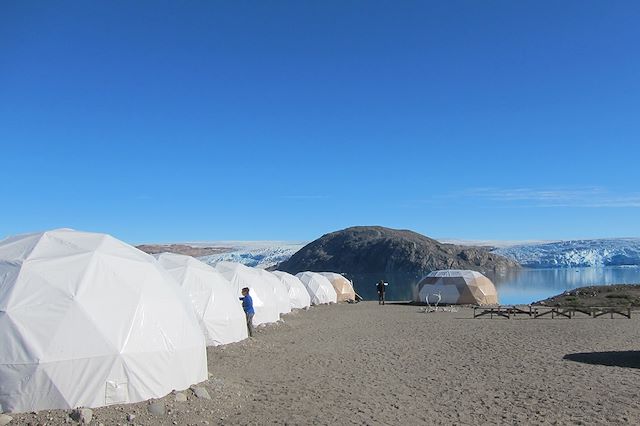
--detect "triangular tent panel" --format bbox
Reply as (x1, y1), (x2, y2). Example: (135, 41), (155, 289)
(272, 271), (311, 310)
(0, 229), (207, 413)
(413, 269), (499, 305)
(295, 272), (337, 305)
(156, 253), (248, 346)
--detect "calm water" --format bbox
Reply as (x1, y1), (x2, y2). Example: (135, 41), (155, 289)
(347, 266), (640, 305)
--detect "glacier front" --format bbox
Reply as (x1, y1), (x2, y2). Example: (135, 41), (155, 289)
(493, 238), (640, 268)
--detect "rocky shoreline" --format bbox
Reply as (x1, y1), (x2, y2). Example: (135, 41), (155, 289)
(535, 284), (640, 307)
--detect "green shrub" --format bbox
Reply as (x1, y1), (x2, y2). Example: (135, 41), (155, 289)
(605, 294), (630, 299)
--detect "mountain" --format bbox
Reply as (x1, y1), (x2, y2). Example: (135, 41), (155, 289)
(493, 238), (640, 268)
(277, 226), (519, 275)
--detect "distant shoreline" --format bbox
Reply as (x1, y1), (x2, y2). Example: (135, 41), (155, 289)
(534, 284), (640, 307)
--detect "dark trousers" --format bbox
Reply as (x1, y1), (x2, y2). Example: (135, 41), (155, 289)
(378, 292), (385, 305)
(245, 312), (254, 337)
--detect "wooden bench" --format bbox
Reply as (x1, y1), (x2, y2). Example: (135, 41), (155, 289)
(534, 306), (631, 319)
(474, 305), (631, 319)
(473, 305), (537, 319)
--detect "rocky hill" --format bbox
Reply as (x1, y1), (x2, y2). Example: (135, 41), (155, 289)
(277, 226), (519, 275)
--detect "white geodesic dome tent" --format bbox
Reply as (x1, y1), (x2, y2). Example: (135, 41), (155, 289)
(413, 269), (499, 305)
(295, 272), (337, 305)
(318, 272), (356, 302)
(0, 229), (207, 413)
(257, 269), (291, 316)
(214, 261), (280, 325)
(155, 253), (248, 346)
(272, 271), (311, 310)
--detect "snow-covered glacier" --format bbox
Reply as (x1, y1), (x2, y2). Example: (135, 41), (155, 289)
(197, 241), (305, 269)
(493, 238), (640, 268)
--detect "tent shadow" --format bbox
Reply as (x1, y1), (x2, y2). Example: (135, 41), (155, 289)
(563, 351), (640, 369)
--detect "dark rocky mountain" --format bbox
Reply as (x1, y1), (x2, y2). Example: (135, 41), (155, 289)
(277, 226), (520, 276)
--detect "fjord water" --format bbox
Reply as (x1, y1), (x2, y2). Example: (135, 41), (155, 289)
(348, 266), (640, 305)
(490, 266), (640, 305)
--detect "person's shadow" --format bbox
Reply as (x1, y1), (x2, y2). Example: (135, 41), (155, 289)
(563, 351), (640, 369)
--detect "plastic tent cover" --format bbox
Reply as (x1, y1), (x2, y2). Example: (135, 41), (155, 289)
(0, 229), (207, 413)
(413, 269), (499, 305)
(257, 270), (291, 315)
(155, 253), (248, 346)
(295, 272), (337, 305)
(272, 271), (311, 309)
(318, 272), (356, 302)
(214, 261), (280, 325)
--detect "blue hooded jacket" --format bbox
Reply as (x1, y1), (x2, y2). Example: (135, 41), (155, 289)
(240, 294), (255, 315)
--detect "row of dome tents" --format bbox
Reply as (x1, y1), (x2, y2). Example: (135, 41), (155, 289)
(0, 229), (356, 414)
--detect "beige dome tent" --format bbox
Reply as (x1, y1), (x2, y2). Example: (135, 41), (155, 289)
(318, 272), (356, 302)
(0, 229), (207, 413)
(413, 270), (499, 305)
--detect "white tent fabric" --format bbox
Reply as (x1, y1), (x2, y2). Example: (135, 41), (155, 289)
(318, 272), (356, 302)
(155, 253), (248, 346)
(214, 261), (280, 326)
(257, 270), (291, 316)
(272, 271), (311, 310)
(295, 272), (337, 305)
(0, 229), (207, 413)
(413, 269), (499, 305)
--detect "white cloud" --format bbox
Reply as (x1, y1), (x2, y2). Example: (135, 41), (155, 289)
(279, 195), (329, 200)
(460, 187), (640, 208)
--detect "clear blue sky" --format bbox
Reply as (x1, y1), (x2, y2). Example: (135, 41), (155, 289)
(1, 1), (639, 243)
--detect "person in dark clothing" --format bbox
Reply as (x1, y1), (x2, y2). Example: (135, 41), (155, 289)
(240, 287), (255, 337)
(376, 280), (386, 305)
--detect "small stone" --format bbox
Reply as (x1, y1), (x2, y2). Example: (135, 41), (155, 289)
(174, 393), (187, 402)
(126, 413), (136, 422)
(192, 387), (211, 400)
(69, 408), (93, 424)
(147, 401), (165, 416)
(0, 414), (13, 426)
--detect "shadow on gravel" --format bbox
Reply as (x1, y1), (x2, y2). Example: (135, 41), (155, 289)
(563, 351), (640, 369)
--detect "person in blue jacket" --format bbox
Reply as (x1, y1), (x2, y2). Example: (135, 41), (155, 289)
(240, 287), (255, 337)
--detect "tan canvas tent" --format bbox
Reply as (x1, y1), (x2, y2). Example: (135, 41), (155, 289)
(318, 272), (356, 302)
(413, 270), (499, 305)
